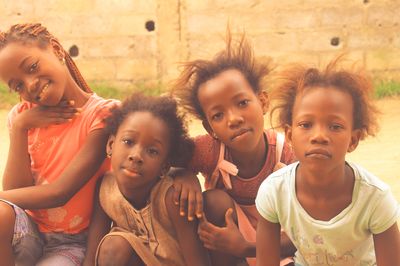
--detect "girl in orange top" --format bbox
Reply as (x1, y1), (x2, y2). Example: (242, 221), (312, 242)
(0, 23), (118, 265)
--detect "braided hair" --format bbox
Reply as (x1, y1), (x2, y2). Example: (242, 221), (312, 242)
(0, 23), (91, 93)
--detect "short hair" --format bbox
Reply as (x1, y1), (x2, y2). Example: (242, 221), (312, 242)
(173, 30), (271, 121)
(270, 57), (379, 140)
(104, 92), (194, 167)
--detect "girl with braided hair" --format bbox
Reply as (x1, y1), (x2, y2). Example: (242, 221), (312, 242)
(0, 23), (118, 265)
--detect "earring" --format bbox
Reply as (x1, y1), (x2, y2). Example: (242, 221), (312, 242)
(60, 57), (65, 65)
(106, 152), (111, 158)
(212, 133), (219, 140)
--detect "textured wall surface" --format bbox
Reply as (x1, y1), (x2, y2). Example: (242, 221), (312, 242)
(1, 0), (399, 87)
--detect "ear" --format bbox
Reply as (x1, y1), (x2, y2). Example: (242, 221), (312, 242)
(284, 124), (293, 145)
(347, 129), (361, 153)
(49, 38), (65, 60)
(202, 120), (217, 139)
(161, 163), (171, 176)
(106, 135), (115, 157)
(258, 91), (269, 114)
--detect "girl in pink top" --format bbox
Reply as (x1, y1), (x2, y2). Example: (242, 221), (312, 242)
(172, 31), (296, 266)
(0, 23), (117, 266)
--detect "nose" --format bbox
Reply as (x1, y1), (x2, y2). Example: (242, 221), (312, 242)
(25, 76), (39, 94)
(128, 146), (143, 164)
(310, 125), (329, 144)
(227, 109), (244, 129)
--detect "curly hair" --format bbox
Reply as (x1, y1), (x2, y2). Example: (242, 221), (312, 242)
(172, 30), (271, 121)
(0, 23), (91, 93)
(270, 57), (379, 140)
(104, 92), (194, 167)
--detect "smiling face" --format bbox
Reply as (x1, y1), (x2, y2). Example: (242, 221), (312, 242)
(197, 69), (268, 154)
(286, 86), (361, 173)
(107, 111), (171, 201)
(0, 41), (68, 106)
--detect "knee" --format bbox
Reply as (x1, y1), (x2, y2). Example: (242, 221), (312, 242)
(202, 189), (235, 226)
(0, 202), (16, 239)
(97, 235), (136, 266)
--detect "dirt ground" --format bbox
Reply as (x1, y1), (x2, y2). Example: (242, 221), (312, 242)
(1, 98), (399, 203)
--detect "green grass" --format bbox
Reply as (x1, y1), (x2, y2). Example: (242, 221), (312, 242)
(374, 79), (400, 99)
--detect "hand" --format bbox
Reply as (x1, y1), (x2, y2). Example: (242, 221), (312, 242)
(171, 169), (203, 221)
(273, 162), (287, 172)
(198, 208), (248, 257)
(13, 100), (81, 130)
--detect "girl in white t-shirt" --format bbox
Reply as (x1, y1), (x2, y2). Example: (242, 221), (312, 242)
(255, 58), (400, 266)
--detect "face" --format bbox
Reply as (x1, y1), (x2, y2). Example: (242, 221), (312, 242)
(107, 111), (171, 199)
(286, 86), (361, 173)
(0, 42), (68, 106)
(198, 69), (268, 153)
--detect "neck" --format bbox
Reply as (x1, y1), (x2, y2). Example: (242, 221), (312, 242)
(230, 133), (267, 178)
(296, 162), (354, 199)
(62, 79), (91, 108)
(122, 178), (160, 210)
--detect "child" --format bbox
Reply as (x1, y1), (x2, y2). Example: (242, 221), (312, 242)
(172, 32), (296, 265)
(82, 93), (211, 266)
(0, 23), (118, 265)
(256, 58), (400, 265)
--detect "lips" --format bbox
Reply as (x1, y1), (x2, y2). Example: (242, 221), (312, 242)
(305, 148), (331, 159)
(122, 167), (142, 177)
(231, 128), (251, 141)
(36, 83), (50, 101)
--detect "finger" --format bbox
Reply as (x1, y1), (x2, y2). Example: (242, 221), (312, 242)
(224, 208), (235, 227)
(187, 190), (196, 221)
(172, 183), (181, 206)
(58, 99), (75, 107)
(179, 188), (188, 217)
(195, 192), (203, 219)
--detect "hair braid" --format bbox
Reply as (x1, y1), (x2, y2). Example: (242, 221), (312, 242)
(0, 23), (92, 93)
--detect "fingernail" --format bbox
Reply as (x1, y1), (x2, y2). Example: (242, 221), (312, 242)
(196, 213), (202, 218)
(188, 216), (194, 221)
(180, 211), (185, 216)
(174, 201), (179, 205)
(69, 100), (75, 105)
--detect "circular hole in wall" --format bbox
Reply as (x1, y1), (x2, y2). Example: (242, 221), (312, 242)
(69, 45), (79, 57)
(145, 20), (155, 32)
(330, 37), (340, 46)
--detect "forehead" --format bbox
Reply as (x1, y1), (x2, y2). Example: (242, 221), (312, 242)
(198, 69), (255, 104)
(118, 111), (170, 140)
(293, 86), (354, 118)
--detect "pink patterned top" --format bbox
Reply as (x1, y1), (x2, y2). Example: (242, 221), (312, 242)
(188, 129), (296, 205)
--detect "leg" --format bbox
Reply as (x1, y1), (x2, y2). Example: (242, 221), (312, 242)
(202, 189), (241, 266)
(97, 235), (144, 266)
(36, 231), (87, 266)
(0, 200), (43, 266)
(0, 201), (16, 266)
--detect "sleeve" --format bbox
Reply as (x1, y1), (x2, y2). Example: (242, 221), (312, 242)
(88, 98), (120, 132)
(255, 177), (280, 223)
(368, 189), (400, 234)
(7, 102), (31, 131)
(187, 134), (219, 179)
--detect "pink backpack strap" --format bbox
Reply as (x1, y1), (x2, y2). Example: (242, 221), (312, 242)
(208, 142), (238, 190)
(275, 132), (285, 163)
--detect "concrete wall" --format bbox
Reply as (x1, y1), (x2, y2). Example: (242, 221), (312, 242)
(1, 0), (399, 87)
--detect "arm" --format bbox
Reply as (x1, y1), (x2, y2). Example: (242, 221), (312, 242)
(169, 167), (203, 220)
(83, 179), (112, 266)
(256, 216), (281, 266)
(3, 102), (80, 190)
(166, 186), (211, 266)
(0, 128), (108, 209)
(373, 222), (400, 266)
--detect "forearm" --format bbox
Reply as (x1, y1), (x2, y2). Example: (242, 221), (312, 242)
(240, 241), (256, 258)
(3, 126), (34, 190)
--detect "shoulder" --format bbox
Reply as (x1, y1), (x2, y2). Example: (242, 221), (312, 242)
(84, 94), (120, 114)
(7, 101), (34, 128)
(350, 162), (391, 193)
(259, 162), (296, 193)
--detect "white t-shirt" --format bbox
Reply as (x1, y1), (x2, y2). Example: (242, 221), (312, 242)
(256, 162), (400, 266)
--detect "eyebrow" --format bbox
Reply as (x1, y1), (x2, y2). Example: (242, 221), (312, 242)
(122, 130), (165, 147)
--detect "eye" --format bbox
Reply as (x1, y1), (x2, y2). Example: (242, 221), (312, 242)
(330, 124), (344, 131)
(12, 82), (24, 93)
(29, 62), (38, 73)
(211, 112), (223, 121)
(147, 147), (159, 156)
(238, 99), (249, 107)
(298, 122), (312, 129)
(122, 138), (133, 146)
